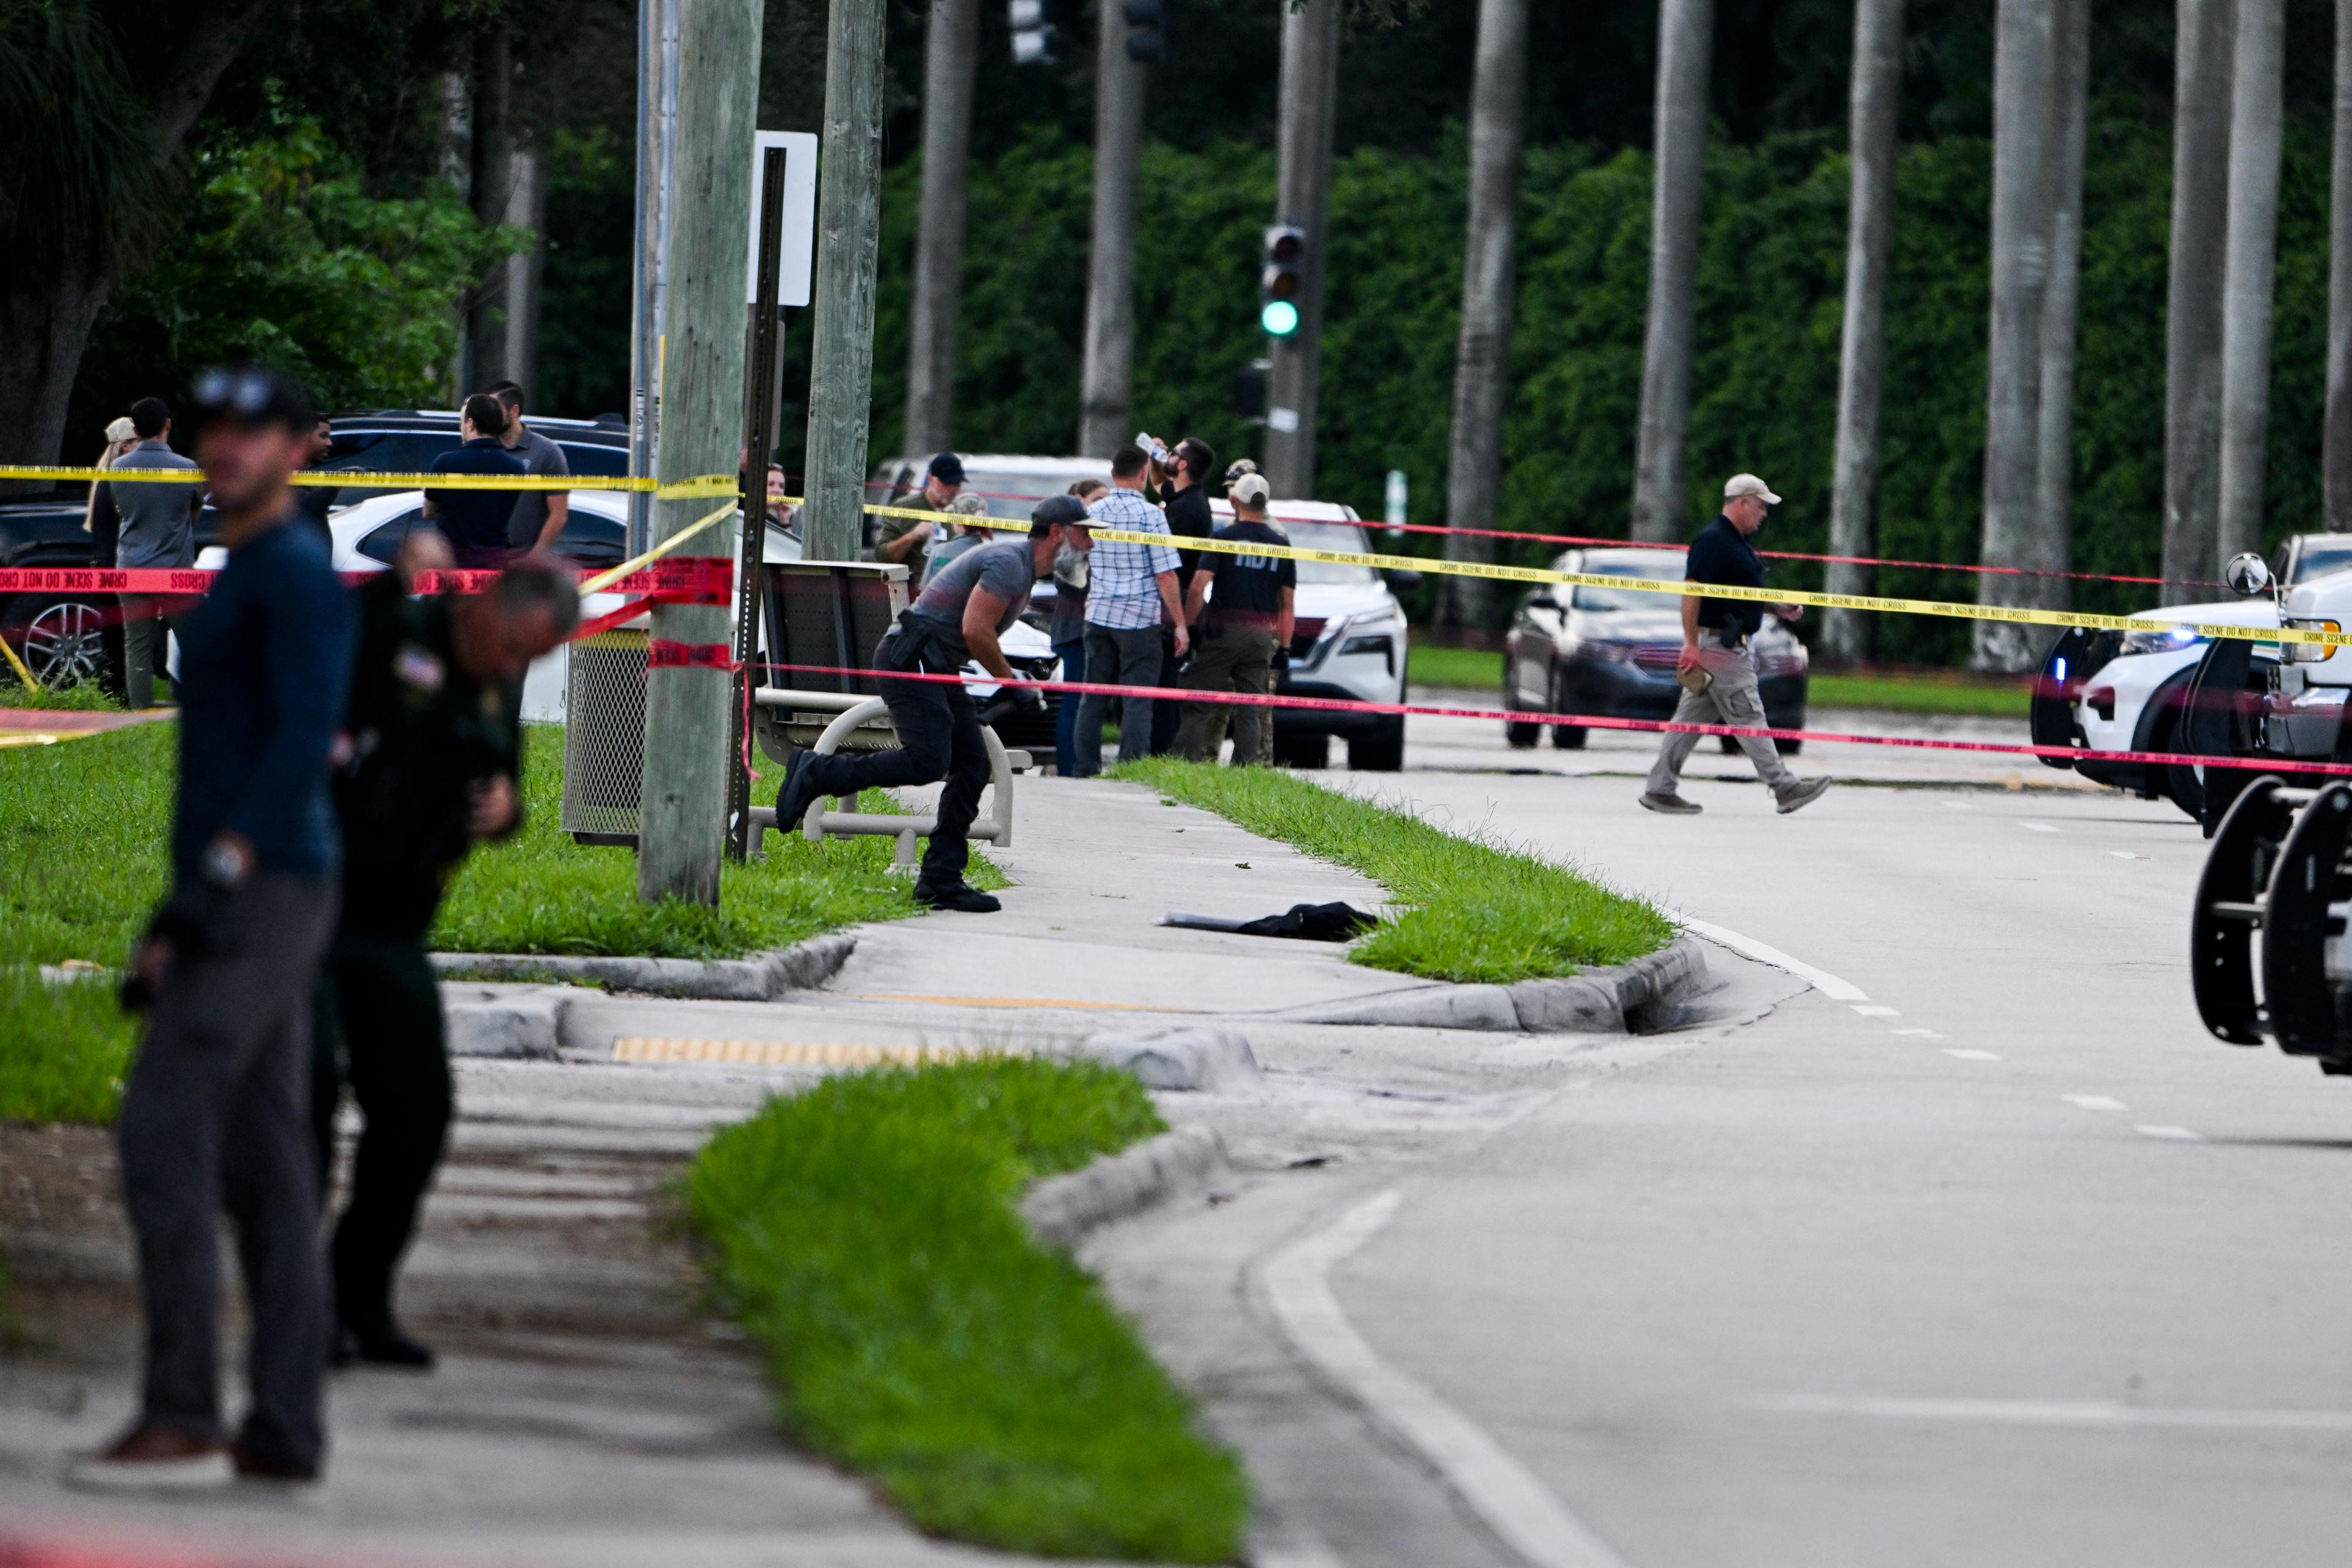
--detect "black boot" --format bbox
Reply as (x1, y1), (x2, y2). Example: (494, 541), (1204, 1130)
(913, 879), (1001, 913)
(772, 750), (825, 835)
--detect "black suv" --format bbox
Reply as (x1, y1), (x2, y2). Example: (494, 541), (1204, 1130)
(1, 410), (632, 687)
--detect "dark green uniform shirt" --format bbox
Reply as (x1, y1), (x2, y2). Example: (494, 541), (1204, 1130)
(334, 574), (524, 938)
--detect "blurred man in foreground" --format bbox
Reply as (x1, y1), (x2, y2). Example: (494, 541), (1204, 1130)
(313, 543), (578, 1370)
(73, 367), (354, 1490)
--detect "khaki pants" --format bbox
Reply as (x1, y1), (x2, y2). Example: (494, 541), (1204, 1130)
(1645, 643), (1798, 797)
(1175, 624), (1278, 764)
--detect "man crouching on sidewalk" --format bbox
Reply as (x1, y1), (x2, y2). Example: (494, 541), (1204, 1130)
(771, 497), (1085, 912)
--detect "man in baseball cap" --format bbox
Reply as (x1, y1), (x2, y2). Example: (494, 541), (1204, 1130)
(872, 452), (967, 582)
(1638, 472), (1830, 817)
(1175, 470), (1295, 766)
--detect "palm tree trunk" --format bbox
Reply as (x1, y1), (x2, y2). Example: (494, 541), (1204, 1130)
(463, 15), (514, 391)
(2166, 0), (2234, 581)
(2217, 0), (2287, 567)
(2028, 0), (2090, 615)
(2326, 0), (2352, 530)
(905, 0), (979, 458)
(1821, 0), (1905, 667)
(1438, 0), (1529, 633)
(1972, 0), (2057, 674)
(1631, 0), (1714, 543)
(1077, 2), (1146, 458)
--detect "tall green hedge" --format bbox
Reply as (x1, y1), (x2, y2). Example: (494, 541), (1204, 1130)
(853, 115), (2339, 662)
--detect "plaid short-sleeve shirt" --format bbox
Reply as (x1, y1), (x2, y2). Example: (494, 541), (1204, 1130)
(1082, 488), (1180, 630)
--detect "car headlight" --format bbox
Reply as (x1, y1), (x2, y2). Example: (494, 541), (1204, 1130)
(2118, 624), (2203, 655)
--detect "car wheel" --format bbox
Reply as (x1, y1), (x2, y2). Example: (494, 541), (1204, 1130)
(1774, 737), (1803, 755)
(1273, 728), (1330, 769)
(1551, 724), (1586, 750)
(7, 597), (110, 689)
(1505, 720), (1542, 748)
(1348, 717), (1405, 772)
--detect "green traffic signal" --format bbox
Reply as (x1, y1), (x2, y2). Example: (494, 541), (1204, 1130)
(1261, 299), (1300, 336)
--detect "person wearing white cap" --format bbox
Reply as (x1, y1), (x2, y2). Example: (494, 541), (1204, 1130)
(1638, 474), (1830, 816)
(1175, 471), (1296, 764)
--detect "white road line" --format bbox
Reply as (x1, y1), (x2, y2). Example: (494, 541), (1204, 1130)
(1944, 1049), (2002, 1061)
(1756, 1394), (2352, 1432)
(1940, 800), (1973, 810)
(2134, 1124), (2203, 1141)
(2021, 821), (2060, 834)
(1667, 910), (1868, 1001)
(1261, 1191), (1627, 1568)
(1851, 1005), (1900, 1017)
(2063, 1095), (2127, 1111)
(2110, 851), (2149, 861)
(1890, 1027), (1947, 1039)
(1252, 1531), (1352, 1568)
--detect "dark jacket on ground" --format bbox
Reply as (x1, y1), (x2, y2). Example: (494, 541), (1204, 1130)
(333, 574), (524, 938)
(170, 513), (354, 883)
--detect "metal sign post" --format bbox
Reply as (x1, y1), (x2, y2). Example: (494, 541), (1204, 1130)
(729, 145), (792, 862)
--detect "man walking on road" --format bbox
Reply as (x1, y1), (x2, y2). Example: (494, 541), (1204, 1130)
(1176, 472), (1294, 765)
(93, 396), (202, 709)
(72, 367), (354, 1490)
(772, 501), (1084, 912)
(1640, 474), (1830, 816)
(314, 543), (576, 1371)
(486, 380), (570, 556)
(1071, 445), (1188, 775)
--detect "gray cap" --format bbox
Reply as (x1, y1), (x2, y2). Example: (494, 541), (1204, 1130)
(1030, 493), (1090, 535)
(1724, 473), (1781, 505)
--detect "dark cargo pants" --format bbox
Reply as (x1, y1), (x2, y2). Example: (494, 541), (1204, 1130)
(797, 627), (992, 884)
(1175, 624), (1278, 765)
(116, 872), (334, 1474)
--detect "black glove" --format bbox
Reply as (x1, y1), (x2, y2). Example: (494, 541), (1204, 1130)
(1272, 648), (1292, 679)
(119, 881), (236, 1012)
(1009, 684), (1047, 714)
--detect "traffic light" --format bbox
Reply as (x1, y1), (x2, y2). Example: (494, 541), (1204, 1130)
(1009, 0), (1057, 64)
(1261, 224), (1306, 337)
(1124, 0), (1164, 62)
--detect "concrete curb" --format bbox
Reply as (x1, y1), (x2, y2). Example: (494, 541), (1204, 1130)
(1272, 933), (1709, 1035)
(428, 933), (856, 1002)
(1020, 1123), (1232, 1248)
(1063, 1028), (1263, 1091)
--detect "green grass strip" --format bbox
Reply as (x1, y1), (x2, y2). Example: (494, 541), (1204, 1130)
(0, 723), (990, 968)
(1404, 643), (1502, 690)
(686, 1059), (1247, 1562)
(0, 967), (137, 1124)
(0, 682), (129, 711)
(1809, 671), (2030, 718)
(1116, 759), (1673, 983)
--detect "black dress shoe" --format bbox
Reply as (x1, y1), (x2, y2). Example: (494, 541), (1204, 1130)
(913, 880), (1001, 913)
(772, 750), (824, 835)
(334, 1324), (435, 1371)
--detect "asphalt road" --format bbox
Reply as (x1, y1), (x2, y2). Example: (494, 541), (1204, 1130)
(1301, 734), (2352, 1566)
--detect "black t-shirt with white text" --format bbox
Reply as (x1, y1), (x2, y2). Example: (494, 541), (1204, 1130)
(1200, 519), (1296, 628)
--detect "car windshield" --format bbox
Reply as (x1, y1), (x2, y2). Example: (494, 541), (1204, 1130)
(1570, 555), (1686, 611)
(959, 469), (1108, 522)
(2291, 538), (2352, 585)
(1272, 521), (1378, 584)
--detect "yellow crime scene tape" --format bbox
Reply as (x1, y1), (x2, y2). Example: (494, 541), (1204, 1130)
(1073, 525), (2352, 651)
(579, 499), (741, 594)
(0, 464), (738, 497)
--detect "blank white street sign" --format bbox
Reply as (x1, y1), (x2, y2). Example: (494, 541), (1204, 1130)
(747, 130), (818, 307)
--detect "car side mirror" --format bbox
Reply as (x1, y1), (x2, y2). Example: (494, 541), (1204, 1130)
(2224, 552), (2274, 598)
(1382, 568), (1423, 593)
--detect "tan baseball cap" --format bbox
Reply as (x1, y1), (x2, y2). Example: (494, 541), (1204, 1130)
(1229, 472), (1271, 507)
(1725, 473), (1781, 505)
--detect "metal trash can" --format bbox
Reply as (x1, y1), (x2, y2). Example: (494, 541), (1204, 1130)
(562, 626), (648, 845)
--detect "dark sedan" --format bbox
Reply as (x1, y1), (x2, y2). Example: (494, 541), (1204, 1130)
(1501, 546), (1810, 751)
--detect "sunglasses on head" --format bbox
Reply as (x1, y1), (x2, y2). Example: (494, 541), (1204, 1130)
(191, 368), (279, 416)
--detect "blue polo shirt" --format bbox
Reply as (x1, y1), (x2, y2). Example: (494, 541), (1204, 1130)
(428, 437), (527, 562)
(171, 514), (354, 882)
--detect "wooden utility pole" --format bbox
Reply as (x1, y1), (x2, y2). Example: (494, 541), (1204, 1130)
(801, 0), (888, 562)
(2165, 0), (2234, 584)
(2327, 0), (2352, 530)
(2218, 0), (2286, 567)
(1078, 4), (1147, 457)
(464, 15), (514, 390)
(636, 0), (763, 907)
(1631, 0), (1714, 543)
(1265, 0), (1341, 499)
(2028, 0), (2090, 620)
(906, 0), (981, 458)
(1972, 0), (2056, 674)
(1822, 0), (1905, 668)
(1439, 0), (1529, 633)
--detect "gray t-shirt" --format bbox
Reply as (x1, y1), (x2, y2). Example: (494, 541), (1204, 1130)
(102, 441), (200, 568)
(505, 429), (568, 549)
(903, 538), (1036, 665)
